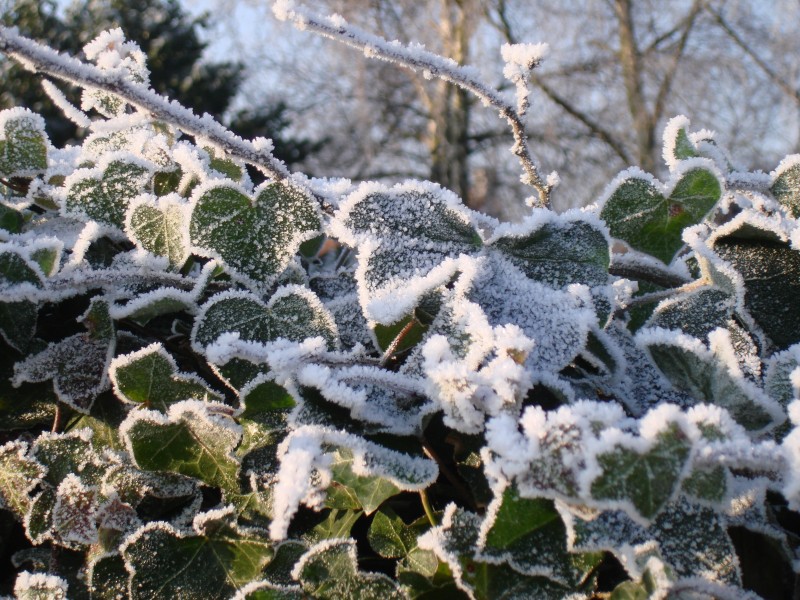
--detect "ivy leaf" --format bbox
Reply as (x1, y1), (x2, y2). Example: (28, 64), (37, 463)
(121, 400), (242, 493)
(600, 166), (721, 263)
(0, 108), (48, 178)
(233, 581), (305, 599)
(490, 216), (609, 291)
(0, 441), (45, 519)
(712, 236), (800, 350)
(64, 155), (153, 228)
(478, 485), (601, 586)
(12, 299), (116, 413)
(0, 300), (38, 353)
(31, 429), (107, 488)
(192, 287), (338, 354)
(109, 343), (222, 411)
(125, 193), (190, 267)
(589, 422), (692, 521)
(0, 202), (24, 233)
(13, 572), (69, 600)
(770, 156), (800, 218)
(189, 181), (320, 288)
(295, 538), (405, 599)
(368, 509), (438, 578)
(330, 181), (481, 324)
(51, 474), (99, 547)
(330, 447), (401, 514)
(121, 508), (274, 599)
(308, 509), (363, 542)
(419, 506), (581, 600)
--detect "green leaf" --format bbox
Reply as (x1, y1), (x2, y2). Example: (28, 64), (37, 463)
(771, 157), (800, 218)
(672, 127), (699, 162)
(204, 146), (244, 181)
(368, 509), (419, 558)
(65, 157), (153, 228)
(712, 237), (800, 350)
(193, 287), (337, 353)
(0, 202), (24, 233)
(31, 429), (106, 488)
(0, 441), (45, 519)
(0, 300), (37, 352)
(600, 167), (721, 263)
(0, 108), (48, 178)
(122, 401), (241, 493)
(0, 247), (44, 289)
(296, 538), (405, 599)
(308, 509), (363, 542)
(491, 218), (609, 290)
(236, 582), (305, 599)
(590, 423), (692, 521)
(479, 486), (602, 586)
(126, 194), (190, 267)
(330, 447), (401, 514)
(110, 343), (222, 411)
(122, 509), (274, 600)
(12, 299), (115, 413)
(189, 181), (320, 288)
(87, 553), (129, 600)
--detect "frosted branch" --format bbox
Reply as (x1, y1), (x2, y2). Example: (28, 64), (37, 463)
(0, 26), (333, 212)
(272, 2), (553, 209)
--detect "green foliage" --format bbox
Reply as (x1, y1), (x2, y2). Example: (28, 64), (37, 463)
(0, 23), (797, 600)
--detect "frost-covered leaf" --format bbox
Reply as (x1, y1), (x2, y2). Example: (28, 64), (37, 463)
(121, 400), (242, 493)
(125, 193), (190, 267)
(765, 345), (800, 410)
(331, 181), (481, 324)
(0, 441), (44, 518)
(232, 581), (305, 599)
(13, 571), (68, 600)
(368, 509), (434, 574)
(121, 508), (274, 599)
(770, 155), (800, 218)
(189, 181), (320, 288)
(0, 201), (24, 233)
(204, 145), (245, 181)
(589, 422), (691, 521)
(600, 165), (721, 263)
(712, 236), (800, 350)
(0, 245), (44, 293)
(294, 538), (405, 599)
(639, 328), (780, 432)
(309, 270), (374, 350)
(12, 299), (115, 413)
(109, 343), (222, 411)
(0, 108), (48, 178)
(52, 474), (99, 547)
(192, 287), (338, 354)
(478, 485), (601, 586)
(419, 505), (584, 599)
(330, 448), (401, 514)
(562, 496), (740, 586)
(308, 508), (363, 542)
(86, 553), (129, 600)
(489, 213), (609, 291)
(64, 154), (153, 228)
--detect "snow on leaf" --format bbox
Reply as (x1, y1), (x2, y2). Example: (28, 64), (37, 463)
(561, 496), (741, 586)
(587, 419), (692, 522)
(770, 154), (800, 218)
(232, 580), (305, 599)
(13, 571), (68, 600)
(638, 327), (781, 432)
(51, 474), (99, 547)
(662, 115), (699, 170)
(477, 483), (602, 586)
(109, 343), (222, 411)
(418, 504), (583, 600)
(0, 108), (48, 178)
(765, 344), (800, 410)
(329, 447), (400, 514)
(192, 287), (338, 356)
(121, 506), (274, 600)
(63, 153), (153, 228)
(330, 180), (481, 324)
(31, 429), (106, 488)
(309, 270), (374, 350)
(12, 298), (115, 413)
(120, 400), (242, 494)
(270, 425), (437, 540)
(599, 162), (722, 264)
(0, 441), (45, 519)
(125, 193), (191, 267)
(293, 538), (405, 600)
(189, 180), (321, 289)
(367, 508), (431, 565)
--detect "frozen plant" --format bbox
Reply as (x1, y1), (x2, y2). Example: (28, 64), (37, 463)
(0, 2), (799, 598)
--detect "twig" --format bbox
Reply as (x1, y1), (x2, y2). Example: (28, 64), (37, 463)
(0, 26), (334, 213)
(272, 2), (553, 209)
(380, 319), (417, 366)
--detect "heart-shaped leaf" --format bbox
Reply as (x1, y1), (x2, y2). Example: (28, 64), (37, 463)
(0, 108), (48, 178)
(110, 343), (222, 411)
(192, 286), (338, 354)
(771, 155), (800, 218)
(189, 181), (321, 288)
(121, 400), (242, 493)
(64, 153), (153, 228)
(600, 165), (722, 263)
(121, 508), (274, 599)
(125, 193), (190, 267)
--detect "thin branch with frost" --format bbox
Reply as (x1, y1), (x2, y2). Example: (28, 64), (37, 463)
(271, 1), (554, 209)
(0, 26), (333, 211)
